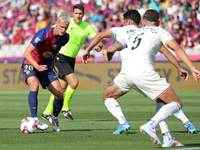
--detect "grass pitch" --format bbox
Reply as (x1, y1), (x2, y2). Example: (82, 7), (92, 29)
(0, 90), (200, 150)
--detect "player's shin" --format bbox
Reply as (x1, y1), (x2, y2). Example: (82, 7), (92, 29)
(53, 98), (63, 117)
(173, 110), (189, 124)
(62, 86), (75, 111)
(28, 91), (38, 117)
(104, 98), (126, 124)
(149, 102), (181, 129)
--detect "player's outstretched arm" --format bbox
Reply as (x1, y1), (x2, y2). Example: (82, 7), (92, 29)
(167, 39), (200, 82)
(86, 29), (112, 53)
(82, 29), (112, 64)
(24, 43), (48, 72)
(160, 46), (189, 81)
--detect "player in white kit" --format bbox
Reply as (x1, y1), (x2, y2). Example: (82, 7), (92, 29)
(83, 10), (143, 134)
(106, 9), (200, 147)
(83, 9), (196, 137)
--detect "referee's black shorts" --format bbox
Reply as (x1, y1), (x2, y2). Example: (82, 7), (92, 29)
(55, 54), (75, 79)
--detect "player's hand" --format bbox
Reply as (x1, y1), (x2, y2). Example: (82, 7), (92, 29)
(94, 45), (102, 52)
(191, 69), (200, 82)
(82, 51), (90, 64)
(102, 51), (108, 61)
(37, 65), (48, 72)
(178, 68), (189, 81)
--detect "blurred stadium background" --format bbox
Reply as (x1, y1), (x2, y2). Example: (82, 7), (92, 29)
(0, 0), (199, 90)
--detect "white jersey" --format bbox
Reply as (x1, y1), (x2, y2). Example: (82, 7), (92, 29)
(120, 26), (174, 73)
(110, 25), (138, 73)
(119, 26), (174, 100)
(108, 25), (146, 97)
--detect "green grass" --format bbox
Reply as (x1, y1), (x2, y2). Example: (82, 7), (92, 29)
(0, 90), (200, 150)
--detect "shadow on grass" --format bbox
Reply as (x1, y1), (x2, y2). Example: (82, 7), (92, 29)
(171, 130), (199, 134)
(0, 128), (19, 130)
(1, 128), (197, 137)
(184, 143), (200, 147)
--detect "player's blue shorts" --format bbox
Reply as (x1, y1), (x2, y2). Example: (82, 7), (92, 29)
(21, 63), (58, 89)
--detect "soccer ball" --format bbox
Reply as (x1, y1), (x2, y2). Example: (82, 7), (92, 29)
(20, 117), (38, 133)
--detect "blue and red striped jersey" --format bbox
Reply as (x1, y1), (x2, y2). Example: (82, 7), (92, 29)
(23, 27), (69, 68)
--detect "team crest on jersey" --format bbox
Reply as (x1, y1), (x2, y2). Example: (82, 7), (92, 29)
(35, 37), (41, 43)
(26, 71), (30, 75)
(43, 52), (52, 58)
(51, 44), (57, 49)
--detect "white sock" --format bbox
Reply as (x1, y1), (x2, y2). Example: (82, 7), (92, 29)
(173, 110), (189, 124)
(104, 98), (126, 124)
(159, 120), (169, 134)
(156, 102), (170, 134)
(52, 115), (57, 119)
(163, 131), (173, 143)
(183, 120), (192, 128)
(149, 102), (181, 129)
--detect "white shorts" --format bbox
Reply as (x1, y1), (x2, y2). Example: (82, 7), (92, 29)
(114, 72), (147, 97)
(125, 68), (170, 101)
(113, 72), (131, 93)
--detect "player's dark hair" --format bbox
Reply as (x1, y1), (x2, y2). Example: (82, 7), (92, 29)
(73, 4), (84, 12)
(123, 10), (141, 25)
(143, 9), (159, 22)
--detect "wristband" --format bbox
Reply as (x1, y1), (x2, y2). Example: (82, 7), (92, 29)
(98, 45), (103, 49)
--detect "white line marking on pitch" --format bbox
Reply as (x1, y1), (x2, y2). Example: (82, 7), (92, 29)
(164, 147), (200, 150)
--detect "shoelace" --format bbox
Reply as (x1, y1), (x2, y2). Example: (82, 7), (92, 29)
(37, 121), (43, 126)
(67, 111), (72, 115)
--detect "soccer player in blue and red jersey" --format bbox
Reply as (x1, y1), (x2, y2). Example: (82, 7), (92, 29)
(21, 11), (70, 132)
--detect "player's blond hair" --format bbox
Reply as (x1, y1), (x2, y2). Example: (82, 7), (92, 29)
(57, 11), (71, 24)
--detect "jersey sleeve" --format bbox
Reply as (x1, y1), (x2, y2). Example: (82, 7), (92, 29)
(160, 30), (174, 47)
(110, 27), (119, 40)
(118, 38), (127, 49)
(88, 24), (97, 38)
(30, 28), (47, 48)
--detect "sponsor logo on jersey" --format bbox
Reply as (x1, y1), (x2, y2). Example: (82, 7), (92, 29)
(35, 37), (41, 43)
(43, 52), (52, 58)
(51, 44), (57, 49)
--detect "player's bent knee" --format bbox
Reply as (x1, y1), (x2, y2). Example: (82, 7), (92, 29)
(75, 80), (79, 88)
(103, 95), (109, 102)
(102, 92), (108, 102)
(27, 80), (39, 91)
(29, 84), (39, 91)
(62, 88), (66, 92)
(54, 91), (63, 100)
(70, 81), (79, 89)
(103, 93), (113, 102)
(177, 101), (183, 108)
